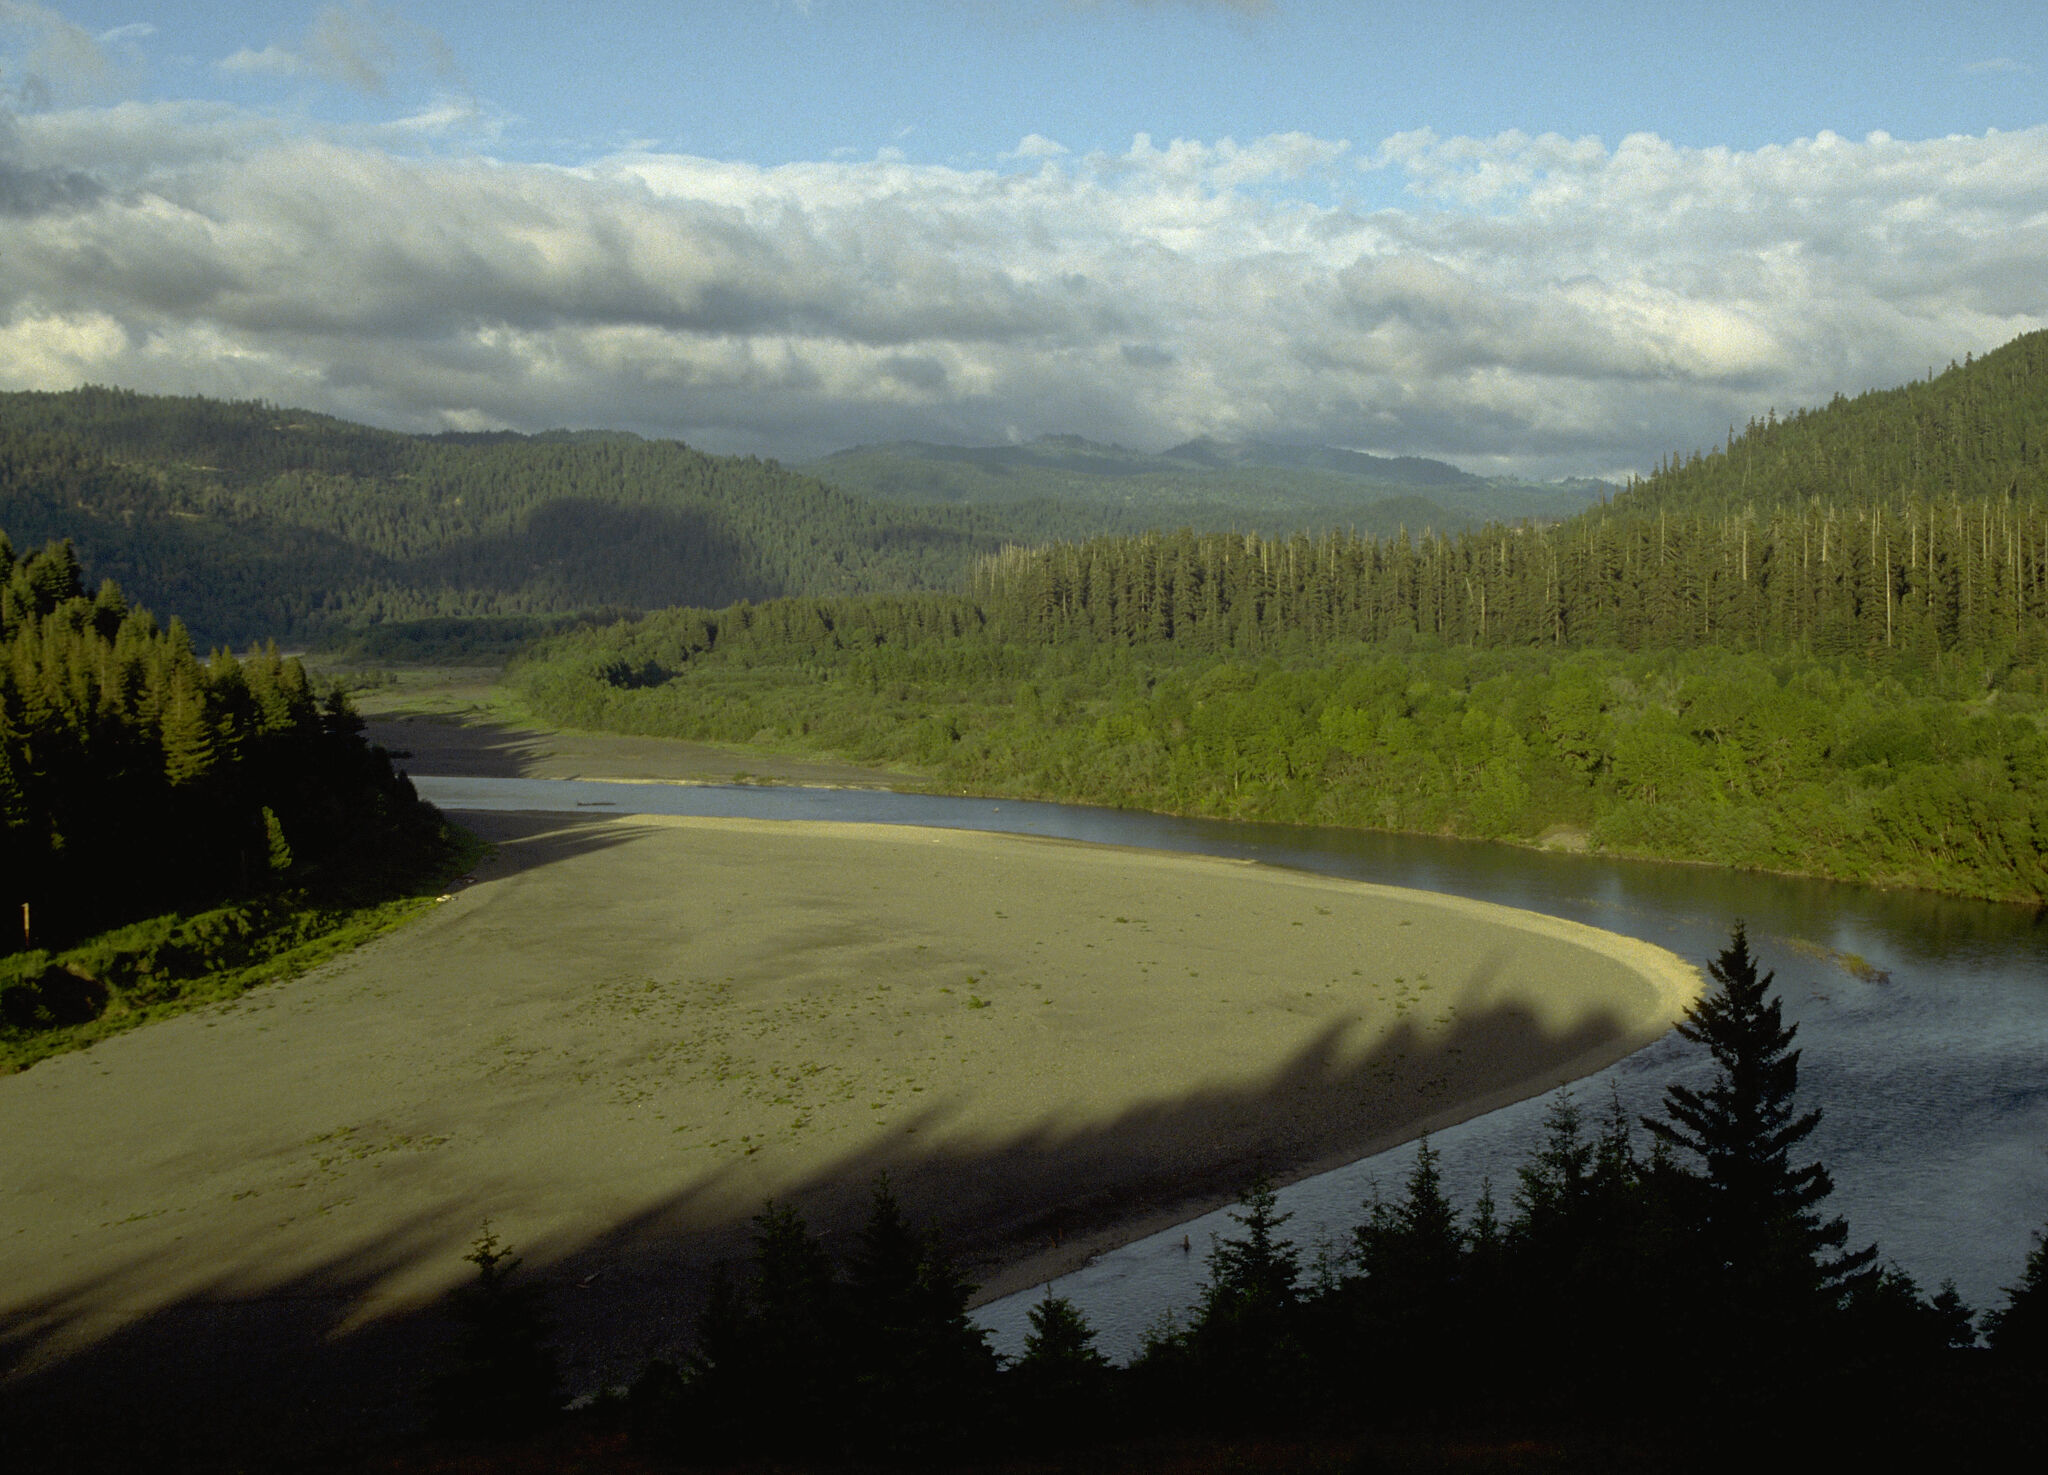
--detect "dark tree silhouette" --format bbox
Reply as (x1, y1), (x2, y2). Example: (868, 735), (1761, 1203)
(1011, 1288), (1115, 1444)
(1644, 922), (1877, 1343)
(844, 1173), (997, 1454)
(428, 1224), (562, 1437)
(1985, 1225), (2048, 1362)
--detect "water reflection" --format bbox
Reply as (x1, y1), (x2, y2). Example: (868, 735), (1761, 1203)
(412, 775), (2048, 1358)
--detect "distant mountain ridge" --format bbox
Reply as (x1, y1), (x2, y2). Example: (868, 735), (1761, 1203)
(814, 432), (1490, 487)
(805, 434), (1607, 533)
(1157, 435), (1485, 486)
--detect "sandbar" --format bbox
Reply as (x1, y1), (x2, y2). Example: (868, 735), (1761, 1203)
(0, 809), (1697, 1452)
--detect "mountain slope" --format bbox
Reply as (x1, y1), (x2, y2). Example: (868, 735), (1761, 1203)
(0, 389), (1030, 646)
(1616, 330), (2048, 514)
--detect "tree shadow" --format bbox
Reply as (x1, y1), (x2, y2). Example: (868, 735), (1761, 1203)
(365, 718), (569, 779)
(1, 981), (1638, 1470)
(391, 499), (775, 612)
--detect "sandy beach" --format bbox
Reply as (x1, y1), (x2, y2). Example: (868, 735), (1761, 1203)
(1, 705), (1701, 1458)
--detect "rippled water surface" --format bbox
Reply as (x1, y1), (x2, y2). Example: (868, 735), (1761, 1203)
(415, 775), (2048, 1360)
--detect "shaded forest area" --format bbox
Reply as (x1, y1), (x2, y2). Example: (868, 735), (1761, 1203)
(0, 532), (458, 1061)
(0, 390), (1015, 646)
(511, 333), (2048, 903)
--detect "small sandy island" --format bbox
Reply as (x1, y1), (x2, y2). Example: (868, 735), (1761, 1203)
(1, 701), (1701, 1460)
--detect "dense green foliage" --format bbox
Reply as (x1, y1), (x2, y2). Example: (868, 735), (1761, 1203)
(0, 882), (466, 1073)
(0, 530), (459, 1060)
(509, 601), (2048, 902)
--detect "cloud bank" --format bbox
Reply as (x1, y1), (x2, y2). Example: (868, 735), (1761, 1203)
(0, 85), (2043, 474)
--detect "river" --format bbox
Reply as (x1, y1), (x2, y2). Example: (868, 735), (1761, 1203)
(413, 774), (2048, 1361)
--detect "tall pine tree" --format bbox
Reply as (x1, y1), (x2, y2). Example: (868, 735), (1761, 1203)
(1644, 923), (1876, 1339)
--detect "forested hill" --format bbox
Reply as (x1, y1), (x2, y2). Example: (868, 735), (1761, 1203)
(964, 333), (2048, 666)
(1617, 329), (2048, 514)
(0, 388), (1065, 647)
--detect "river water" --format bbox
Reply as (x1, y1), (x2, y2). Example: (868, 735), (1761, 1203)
(413, 774), (2048, 1360)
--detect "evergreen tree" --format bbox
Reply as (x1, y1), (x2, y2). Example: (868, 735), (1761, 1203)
(1930, 1278), (1979, 1351)
(677, 1200), (847, 1459)
(1510, 1092), (1593, 1244)
(1019, 1288), (1110, 1374)
(1341, 1137), (1469, 1387)
(1010, 1288), (1115, 1444)
(1984, 1224), (2048, 1362)
(1352, 1137), (1462, 1308)
(1644, 923), (1877, 1339)
(1176, 1174), (1310, 1421)
(1201, 1174), (1302, 1325)
(428, 1224), (562, 1436)
(844, 1173), (996, 1454)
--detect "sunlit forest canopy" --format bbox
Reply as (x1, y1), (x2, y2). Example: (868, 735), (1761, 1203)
(0, 532), (439, 953)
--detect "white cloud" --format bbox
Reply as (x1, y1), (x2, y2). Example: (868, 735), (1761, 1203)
(217, 44), (301, 80)
(1, 1), (116, 107)
(1008, 133), (1069, 159)
(215, 2), (458, 96)
(1964, 57), (2030, 74)
(0, 106), (2044, 475)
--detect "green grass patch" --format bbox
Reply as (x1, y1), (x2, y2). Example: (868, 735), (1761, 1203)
(0, 825), (488, 1074)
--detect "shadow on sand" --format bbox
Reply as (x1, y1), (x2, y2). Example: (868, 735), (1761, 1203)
(2, 984), (1631, 1471)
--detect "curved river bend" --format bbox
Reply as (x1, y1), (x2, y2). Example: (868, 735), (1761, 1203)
(415, 775), (2048, 1361)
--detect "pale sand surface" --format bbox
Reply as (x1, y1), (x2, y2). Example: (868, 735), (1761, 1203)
(1, 810), (1697, 1448)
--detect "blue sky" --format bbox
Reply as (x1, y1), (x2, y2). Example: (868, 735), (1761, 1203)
(3, 1), (2045, 475)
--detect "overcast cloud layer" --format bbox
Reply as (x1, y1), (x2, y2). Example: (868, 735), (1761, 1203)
(1, 13), (2044, 476)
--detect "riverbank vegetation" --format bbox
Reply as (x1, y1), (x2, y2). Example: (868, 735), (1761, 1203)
(422, 928), (2046, 1470)
(506, 334), (2048, 904)
(0, 531), (469, 1069)
(509, 607), (2048, 903)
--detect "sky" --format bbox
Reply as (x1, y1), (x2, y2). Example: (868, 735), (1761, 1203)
(0, 2), (2044, 478)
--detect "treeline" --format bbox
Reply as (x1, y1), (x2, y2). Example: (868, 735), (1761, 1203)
(968, 487), (2047, 669)
(0, 532), (451, 1043)
(510, 600), (2048, 903)
(442, 930), (2048, 1466)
